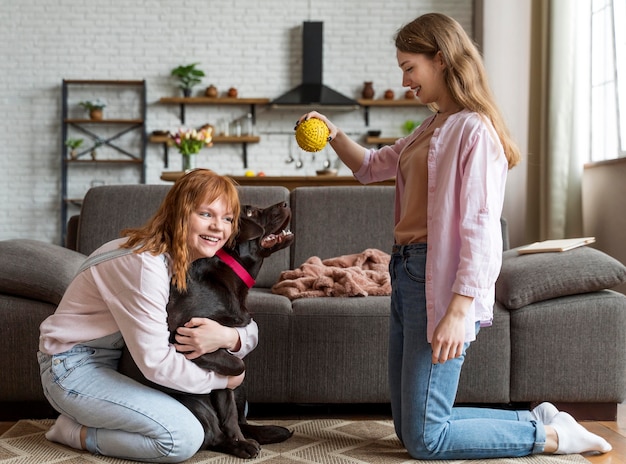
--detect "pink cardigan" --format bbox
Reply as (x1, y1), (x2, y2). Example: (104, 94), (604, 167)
(354, 110), (508, 342)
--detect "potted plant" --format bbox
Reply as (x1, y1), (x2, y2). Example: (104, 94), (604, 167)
(171, 63), (205, 97)
(79, 99), (106, 120)
(65, 138), (84, 159)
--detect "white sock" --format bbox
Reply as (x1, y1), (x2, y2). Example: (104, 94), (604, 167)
(531, 402), (559, 424)
(551, 411), (612, 454)
(45, 415), (83, 450)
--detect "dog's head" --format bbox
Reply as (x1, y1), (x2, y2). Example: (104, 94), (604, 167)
(225, 201), (294, 278)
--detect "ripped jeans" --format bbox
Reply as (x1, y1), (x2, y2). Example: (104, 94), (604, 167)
(388, 243), (546, 459)
(38, 332), (204, 463)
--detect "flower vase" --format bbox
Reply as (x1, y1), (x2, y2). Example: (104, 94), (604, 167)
(182, 154), (196, 171)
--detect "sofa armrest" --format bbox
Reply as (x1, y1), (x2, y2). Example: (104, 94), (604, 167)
(496, 246), (626, 309)
(0, 239), (86, 305)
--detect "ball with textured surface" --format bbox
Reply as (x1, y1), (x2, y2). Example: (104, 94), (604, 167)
(295, 118), (330, 152)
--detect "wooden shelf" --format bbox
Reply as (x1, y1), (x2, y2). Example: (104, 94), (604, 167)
(159, 96), (269, 125)
(365, 136), (400, 147)
(357, 98), (424, 125)
(149, 134), (260, 144)
(160, 97), (270, 105)
(160, 173), (395, 190)
(63, 79), (145, 86)
(65, 158), (143, 164)
(65, 118), (144, 124)
(357, 98), (423, 107)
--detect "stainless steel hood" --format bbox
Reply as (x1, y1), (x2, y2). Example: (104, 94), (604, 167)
(271, 21), (359, 109)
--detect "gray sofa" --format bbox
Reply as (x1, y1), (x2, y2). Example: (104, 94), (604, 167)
(1, 184), (625, 420)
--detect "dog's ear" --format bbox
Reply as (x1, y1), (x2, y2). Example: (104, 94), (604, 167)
(237, 216), (264, 241)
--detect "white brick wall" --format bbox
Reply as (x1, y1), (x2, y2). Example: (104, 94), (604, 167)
(0, 0), (473, 243)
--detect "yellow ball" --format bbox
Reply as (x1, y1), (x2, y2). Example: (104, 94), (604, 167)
(295, 118), (330, 152)
(244, 170), (256, 177)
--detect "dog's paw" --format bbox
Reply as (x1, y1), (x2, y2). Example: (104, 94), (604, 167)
(230, 438), (261, 459)
(241, 424), (293, 444)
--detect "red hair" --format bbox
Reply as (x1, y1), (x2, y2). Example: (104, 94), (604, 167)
(121, 169), (240, 291)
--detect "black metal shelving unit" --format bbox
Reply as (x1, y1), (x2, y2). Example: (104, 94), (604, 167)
(60, 79), (147, 244)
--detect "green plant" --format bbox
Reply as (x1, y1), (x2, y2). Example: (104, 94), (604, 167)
(64, 138), (84, 149)
(79, 99), (106, 110)
(402, 119), (421, 135)
(171, 63), (205, 93)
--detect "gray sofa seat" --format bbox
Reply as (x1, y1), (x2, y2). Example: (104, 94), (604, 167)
(1, 183), (625, 421)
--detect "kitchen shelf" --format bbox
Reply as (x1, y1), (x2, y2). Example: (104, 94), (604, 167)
(149, 134), (261, 169)
(64, 159), (144, 164)
(357, 98), (424, 125)
(159, 96), (270, 124)
(365, 136), (400, 147)
(157, 96), (269, 168)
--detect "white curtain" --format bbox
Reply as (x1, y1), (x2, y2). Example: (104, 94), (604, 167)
(541, 0), (591, 239)
(527, 0), (591, 241)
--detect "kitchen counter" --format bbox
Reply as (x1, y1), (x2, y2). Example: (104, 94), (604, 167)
(160, 172), (395, 190)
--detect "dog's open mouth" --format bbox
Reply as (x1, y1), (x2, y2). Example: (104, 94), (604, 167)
(261, 228), (293, 249)
(260, 212), (293, 249)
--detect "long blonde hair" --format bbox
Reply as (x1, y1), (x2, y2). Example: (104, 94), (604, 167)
(121, 169), (241, 291)
(395, 13), (521, 169)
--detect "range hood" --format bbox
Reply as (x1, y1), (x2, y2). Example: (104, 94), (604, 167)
(271, 21), (359, 109)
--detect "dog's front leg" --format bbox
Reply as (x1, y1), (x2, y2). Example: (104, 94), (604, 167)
(210, 389), (260, 458)
(193, 349), (246, 376)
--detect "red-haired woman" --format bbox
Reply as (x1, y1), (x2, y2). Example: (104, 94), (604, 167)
(38, 169), (256, 463)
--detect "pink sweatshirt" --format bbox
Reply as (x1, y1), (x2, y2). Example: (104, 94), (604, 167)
(354, 110), (508, 342)
(39, 237), (259, 394)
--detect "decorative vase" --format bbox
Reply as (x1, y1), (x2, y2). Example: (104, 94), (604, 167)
(89, 108), (103, 120)
(205, 85), (218, 98)
(362, 82), (374, 99)
(182, 154), (196, 171)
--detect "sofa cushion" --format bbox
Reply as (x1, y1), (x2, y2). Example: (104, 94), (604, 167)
(496, 246), (626, 309)
(77, 185), (171, 255)
(290, 186), (395, 267)
(0, 239), (86, 305)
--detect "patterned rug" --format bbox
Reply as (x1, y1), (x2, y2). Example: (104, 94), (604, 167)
(0, 419), (589, 464)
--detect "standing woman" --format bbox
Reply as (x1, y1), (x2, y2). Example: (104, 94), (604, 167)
(38, 169), (258, 463)
(298, 13), (611, 459)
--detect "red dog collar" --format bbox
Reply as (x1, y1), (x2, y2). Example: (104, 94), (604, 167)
(215, 249), (255, 289)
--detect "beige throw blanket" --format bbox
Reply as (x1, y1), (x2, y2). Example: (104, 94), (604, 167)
(272, 248), (391, 300)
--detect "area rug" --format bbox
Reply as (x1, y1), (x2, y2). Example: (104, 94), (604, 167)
(0, 419), (589, 464)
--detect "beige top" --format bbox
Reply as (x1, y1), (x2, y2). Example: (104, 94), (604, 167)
(395, 113), (450, 244)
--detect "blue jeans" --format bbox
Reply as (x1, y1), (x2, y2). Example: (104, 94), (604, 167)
(38, 332), (204, 463)
(388, 243), (546, 459)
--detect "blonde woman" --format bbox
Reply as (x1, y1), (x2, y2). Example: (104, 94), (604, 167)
(299, 12), (611, 459)
(38, 169), (257, 463)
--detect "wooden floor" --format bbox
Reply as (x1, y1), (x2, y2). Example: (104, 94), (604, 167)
(1, 404), (624, 463)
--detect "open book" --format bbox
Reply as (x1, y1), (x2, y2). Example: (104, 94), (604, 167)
(517, 237), (596, 254)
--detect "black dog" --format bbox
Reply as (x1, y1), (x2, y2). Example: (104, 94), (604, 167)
(119, 201), (294, 458)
